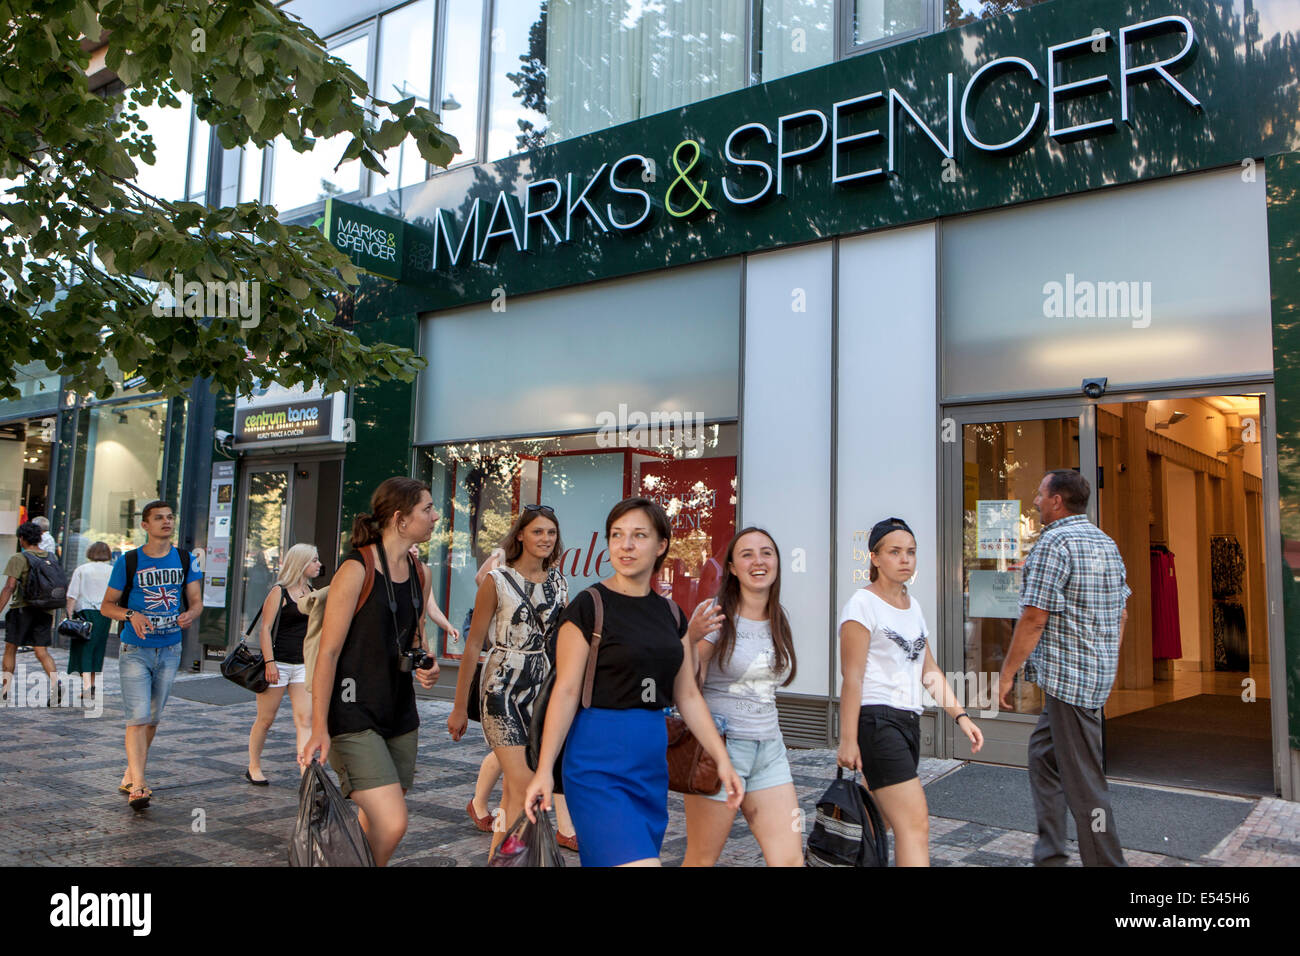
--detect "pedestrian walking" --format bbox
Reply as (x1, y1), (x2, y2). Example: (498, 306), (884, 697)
(682, 527), (803, 867)
(31, 515), (59, 558)
(448, 504), (581, 857)
(999, 470), (1130, 867)
(246, 543), (321, 785)
(837, 517), (984, 866)
(299, 477), (440, 867)
(65, 541), (115, 700)
(0, 521), (64, 704)
(100, 501), (203, 810)
(524, 496), (743, 867)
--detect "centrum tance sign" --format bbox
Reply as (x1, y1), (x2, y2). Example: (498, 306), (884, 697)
(233, 382), (346, 449)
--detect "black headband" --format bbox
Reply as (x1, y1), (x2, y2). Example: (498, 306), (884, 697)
(868, 517), (914, 552)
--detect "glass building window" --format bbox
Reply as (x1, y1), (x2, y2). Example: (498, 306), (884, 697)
(238, 146), (264, 204)
(373, 0), (437, 195)
(269, 33), (372, 212)
(849, 0), (928, 50)
(439, 0), (484, 165)
(757, 0), (836, 83)
(66, 397), (172, 560)
(487, 0), (747, 160)
(418, 425), (738, 659)
(131, 91), (199, 202)
(943, 0), (1052, 30)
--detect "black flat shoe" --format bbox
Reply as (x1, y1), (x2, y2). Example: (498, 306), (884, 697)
(245, 770), (269, 786)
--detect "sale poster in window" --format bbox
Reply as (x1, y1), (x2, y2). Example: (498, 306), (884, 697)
(638, 456), (736, 613)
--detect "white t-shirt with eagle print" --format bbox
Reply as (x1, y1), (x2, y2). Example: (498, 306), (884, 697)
(838, 588), (930, 715)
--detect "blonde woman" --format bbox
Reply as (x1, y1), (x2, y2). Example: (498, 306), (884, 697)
(246, 543), (321, 784)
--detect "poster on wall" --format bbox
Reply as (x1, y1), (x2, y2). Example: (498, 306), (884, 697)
(968, 570), (1022, 619)
(638, 456), (737, 613)
(976, 499), (1021, 559)
(203, 461), (234, 609)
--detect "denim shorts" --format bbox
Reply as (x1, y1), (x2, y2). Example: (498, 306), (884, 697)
(704, 735), (793, 802)
(268, 661), (306, 688)
(118, 642), (182, 727)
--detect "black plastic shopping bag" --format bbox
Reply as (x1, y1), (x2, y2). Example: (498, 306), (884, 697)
(288, 759), (375, 867)
(487, 808), (565, 867)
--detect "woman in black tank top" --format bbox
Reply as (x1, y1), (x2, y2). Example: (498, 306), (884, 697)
(245, 544), (321, 785)
(300, 478), (441, 867)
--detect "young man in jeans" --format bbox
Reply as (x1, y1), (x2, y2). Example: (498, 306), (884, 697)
(101, 501), (202, 809)
(0, 521), (61, 703)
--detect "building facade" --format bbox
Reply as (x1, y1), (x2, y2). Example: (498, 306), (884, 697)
(193, 0), (1300, 801)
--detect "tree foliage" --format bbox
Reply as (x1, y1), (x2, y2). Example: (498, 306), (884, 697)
(0, 0), (460, 399)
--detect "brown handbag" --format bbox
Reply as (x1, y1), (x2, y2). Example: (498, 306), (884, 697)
(583, 587), (724, 796)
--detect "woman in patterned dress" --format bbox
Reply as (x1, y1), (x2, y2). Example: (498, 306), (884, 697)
(448, 505), (568, 858)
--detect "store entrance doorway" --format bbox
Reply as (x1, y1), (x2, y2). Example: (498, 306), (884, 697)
(228, 458), (342, 645)
(1097, 395), (1273, 796)
(0, 417), (56, 558)
(943, 389), (1280, 797)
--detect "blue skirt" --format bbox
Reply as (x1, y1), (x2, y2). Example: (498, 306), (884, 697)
(562, 706), (668, 867)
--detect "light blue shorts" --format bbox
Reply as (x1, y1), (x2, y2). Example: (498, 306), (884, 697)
(706, 735), (793, 802)
(118, 642), (182, 726)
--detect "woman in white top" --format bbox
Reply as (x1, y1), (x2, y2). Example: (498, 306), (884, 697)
(684, 527), (803, 867)
(837, 517), (984, 866)
(65, 541), (115, 697)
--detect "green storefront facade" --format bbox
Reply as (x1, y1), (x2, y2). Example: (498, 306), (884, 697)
(207, 0), (1300, 800)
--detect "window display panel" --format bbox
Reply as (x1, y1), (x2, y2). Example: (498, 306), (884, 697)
(419, 425), (737, 658)
(65, 398), (171, 560)
(961, 417), (1080, 716)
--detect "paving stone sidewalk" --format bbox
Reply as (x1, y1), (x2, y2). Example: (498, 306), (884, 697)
(1, 652), (1298, 867)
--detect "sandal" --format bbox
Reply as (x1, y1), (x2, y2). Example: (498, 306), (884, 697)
(128, 787), (152, 810)
(118, 782), (133, 794)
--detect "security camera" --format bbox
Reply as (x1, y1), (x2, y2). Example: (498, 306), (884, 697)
(1082, 377), (1108, 400)
(214, 430), (234, 452)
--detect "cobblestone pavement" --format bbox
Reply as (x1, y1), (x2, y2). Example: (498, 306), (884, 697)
(2, 652), (1298, 867)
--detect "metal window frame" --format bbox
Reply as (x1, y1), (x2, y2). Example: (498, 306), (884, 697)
(838, 0), (935, 61)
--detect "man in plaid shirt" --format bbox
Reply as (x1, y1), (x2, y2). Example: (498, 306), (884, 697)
(998, 469), (1130, 866)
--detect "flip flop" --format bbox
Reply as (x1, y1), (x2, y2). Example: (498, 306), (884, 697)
(118, 782), (133, 794)
(128, 787), (152, 810)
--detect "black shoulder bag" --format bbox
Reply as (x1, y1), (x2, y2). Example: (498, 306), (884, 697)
(221, 586), (286, 694)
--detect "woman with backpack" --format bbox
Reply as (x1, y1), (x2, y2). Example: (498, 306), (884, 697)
(524, 496), (743, 867)
(837, 517), (984, 866)
(682, 527), (802, 867)
(245, 543), (321, 785)
(447, 504), (577, 858)
(299, 477), (440, 867)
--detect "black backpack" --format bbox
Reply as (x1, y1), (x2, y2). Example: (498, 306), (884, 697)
(21, 550), (69, 610)
(805, 768), (891, 867)
(117, 547), (193, 611)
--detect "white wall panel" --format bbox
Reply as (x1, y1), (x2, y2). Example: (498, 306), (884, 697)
(837, 224), (939, 673)
(741, 242), (833, 697)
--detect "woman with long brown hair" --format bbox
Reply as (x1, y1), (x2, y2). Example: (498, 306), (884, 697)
(682, 527), (803, 866)
(299, 477), (440, 867)
(448, 503), (571, 858)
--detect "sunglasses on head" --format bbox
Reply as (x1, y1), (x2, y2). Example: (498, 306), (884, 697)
(523, 504), (556, 517)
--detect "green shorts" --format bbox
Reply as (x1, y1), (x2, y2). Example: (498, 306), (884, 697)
(328, 728), (418, 798)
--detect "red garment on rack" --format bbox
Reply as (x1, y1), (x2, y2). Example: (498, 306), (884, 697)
(1150, 548), (1183, 660)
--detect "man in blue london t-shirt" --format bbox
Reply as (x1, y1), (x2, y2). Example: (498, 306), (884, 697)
(101, 500), (202, 810)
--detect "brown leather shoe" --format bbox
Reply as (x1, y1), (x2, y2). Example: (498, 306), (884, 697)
(556, 831), (579, 853)
(466, 799), (493, 833)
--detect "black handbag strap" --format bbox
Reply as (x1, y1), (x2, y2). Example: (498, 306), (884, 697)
(244, 586), (288, 652)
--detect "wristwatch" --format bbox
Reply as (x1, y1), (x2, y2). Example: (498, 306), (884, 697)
(124, 610), (134, 622)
